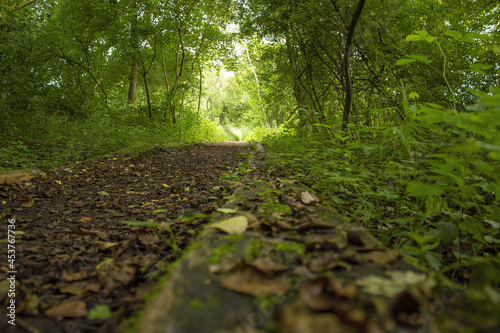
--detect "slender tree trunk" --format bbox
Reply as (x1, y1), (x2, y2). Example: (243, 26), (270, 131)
(143, 73), (152, 119)
(128, 59), (139, 107)
(128, 1), (139, 107)
(243, 41), (269, 128)
(197, 61), (203, 115)
(342, 0), (367, 130)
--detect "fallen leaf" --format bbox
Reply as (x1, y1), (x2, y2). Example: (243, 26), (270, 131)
(236, 211), (259, 226)
(248, 258), (289, 275)
(217, 208), (238, 214)
(137, 229), (160, 245)
(276, 302), (347, 333)
(300, 277), (360, 313)
(301, 191), (319, 205)
(19, 294), (40, 315)
(356, 271), (431, 297)
(62, 270), (88, 282)
(21, 198), (35, 208)
(97, 191), (110, 196)
(60, 282), (88, 296)
(296, 217), (337, 231)
(45, 300), (87, 317)
(209, 216), (248, 235)
(299, 278), (333, 311)
(93, 241), (119, 251)
(348, 229), (379, 249)
(361, 249), (399, 265)
(221, 263), (289, 297)
(304, 230), (348, 251)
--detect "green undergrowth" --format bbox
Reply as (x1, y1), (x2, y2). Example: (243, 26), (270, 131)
(263, 88), (500, 297)
(0, 109), (229, 171)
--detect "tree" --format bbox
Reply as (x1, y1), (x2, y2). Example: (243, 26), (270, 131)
(342, 0), (367, 130)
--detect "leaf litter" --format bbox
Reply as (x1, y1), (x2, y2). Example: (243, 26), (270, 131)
(0, 142), (250, 332)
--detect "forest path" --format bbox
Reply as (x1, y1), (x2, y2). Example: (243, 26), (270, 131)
(1, 142), (498, 333)
(0, 142), (251, 333)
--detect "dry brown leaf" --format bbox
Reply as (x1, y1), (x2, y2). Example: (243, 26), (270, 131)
(361, 249), (400, 265)
(137, 229), (160, 245)
(21, 198), (35, 208)
(301, 191), (319, 205)
(93, 241), (119, 251)
(276, 302), (349, 333)
(300, 277), (361, 313)
(304, 230), (348, 251)
(220, 263), (289, 297)
(296, 217), (337, 231)
(19, 294), (40, 315)
(299, 278), (332, 311)
(45, 300), (87, 318)
(62, 270), (88, 282)
(248, 258), (289, 275)
(348, 229), (379, 249)
(236, 211), (259, 225)
(59, 282), (88, 296)
(98, 263), (136, 290)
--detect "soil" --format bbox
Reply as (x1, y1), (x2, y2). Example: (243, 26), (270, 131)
(0, 142), (251, 333)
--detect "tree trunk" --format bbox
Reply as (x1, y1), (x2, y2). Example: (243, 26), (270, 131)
(197, 61), (203, 115)
(342, 0), (367, 130)
(243, 41), (269, 128)
(127, 60), (138, 108)
(143, 72), (152, 119)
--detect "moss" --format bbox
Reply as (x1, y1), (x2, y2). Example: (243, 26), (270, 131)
(272, 242), (305, 257)
(189, 298), (204, 309)
(207, 234), (245, 264)
(246, 238), (262, 261)
(260, 197), (293, 215)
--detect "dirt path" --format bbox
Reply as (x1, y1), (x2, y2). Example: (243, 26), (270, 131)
(1, 142), (499, 333)
(0, 142), (251, 333)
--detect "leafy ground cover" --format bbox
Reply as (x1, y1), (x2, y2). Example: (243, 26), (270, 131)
(262, 93), (500, 296)
(0, 142), (250, 332)
(137, 144), (499, 333)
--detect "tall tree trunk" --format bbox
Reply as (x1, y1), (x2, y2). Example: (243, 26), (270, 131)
(197, 61), (203, 116)
(127, 59), (138, 107)
(342, 0), (367, 130)
(143, 72), (152, 119)
(128, 1), (139, 107)
(243, 41), (269, 128)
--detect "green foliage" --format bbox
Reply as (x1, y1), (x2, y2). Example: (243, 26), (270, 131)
(88, 304), (113, 320)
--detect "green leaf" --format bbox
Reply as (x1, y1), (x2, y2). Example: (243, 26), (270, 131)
(407, 55), (432, 64)
(444, 30), (462, 40)
(406, 181), (445, 197)
(178, 210), (208, 221)
(217, 208), (238, 214)
(405, 34), (422, 42)
(437, 222), (459, 244)
(96, 258), (114, 269)
(120, 220), (159, 227)
(396, 58), (417, 65)
(408, 92), (420, 99)
(470, 63), (492, 75)
(88, 304), (112, 320)
(406, 30), (435, 43)
(425, 252), (442, 271)
(461, 32), (491, 42)
(152, 209), (168, 214)
(484, 219), (500, 229)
